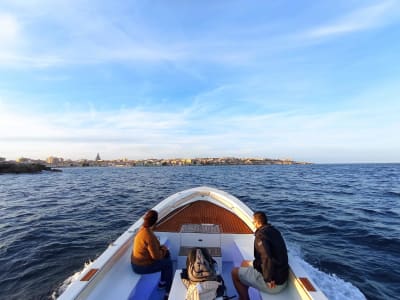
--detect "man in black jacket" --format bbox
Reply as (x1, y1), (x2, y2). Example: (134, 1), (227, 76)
(231, 211), (288, 299)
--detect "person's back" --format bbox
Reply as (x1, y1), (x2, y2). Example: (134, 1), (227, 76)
(254, 224), (288, 285)
(132, 226), (165, 265)
(231, 211), (288, 300)
(130, 210), (172, 300)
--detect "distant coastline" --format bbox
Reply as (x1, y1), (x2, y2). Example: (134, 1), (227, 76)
(0, 156), (311, 173)
(0, 162), (62, 174)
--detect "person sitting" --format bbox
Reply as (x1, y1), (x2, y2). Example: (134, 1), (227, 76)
(231, 211), (288, 300)
(131, 210), (172, 298)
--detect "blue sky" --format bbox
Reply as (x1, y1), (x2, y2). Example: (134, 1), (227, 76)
(1, 0), (399, 163)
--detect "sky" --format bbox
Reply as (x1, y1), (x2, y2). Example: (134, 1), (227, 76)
(1, 0), (400, 163)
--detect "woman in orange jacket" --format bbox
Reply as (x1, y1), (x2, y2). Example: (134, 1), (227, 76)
(131, 210), (172, 297)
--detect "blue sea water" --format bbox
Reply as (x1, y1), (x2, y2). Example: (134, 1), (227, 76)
(0, 164), (399, 300)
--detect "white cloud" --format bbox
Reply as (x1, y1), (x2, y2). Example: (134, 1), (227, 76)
(0, 2), (299, 68)
(0, 104), (187, 142)
(0, 13), (24, 62)
(1, 93), (399, 162)
(0, 10), (68, 68)
(304, 1), (399, 39)
(0, 1), (399, 163)
(0, 13), (20, 43)
(0, 1), (181, 68)
(1, 1), (399, 69)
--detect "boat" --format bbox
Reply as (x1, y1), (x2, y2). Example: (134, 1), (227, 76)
(58, 186), (328, 300)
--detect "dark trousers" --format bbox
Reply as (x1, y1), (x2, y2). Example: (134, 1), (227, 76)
(131, 257), (173, 292)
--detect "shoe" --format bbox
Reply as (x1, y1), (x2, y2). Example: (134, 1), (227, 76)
(158, 281), (167, 290)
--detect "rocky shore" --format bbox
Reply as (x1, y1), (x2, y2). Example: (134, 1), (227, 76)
(0, 162), (62, 174)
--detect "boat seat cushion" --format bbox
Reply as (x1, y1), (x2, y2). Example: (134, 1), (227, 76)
(127, 272), (161, 300)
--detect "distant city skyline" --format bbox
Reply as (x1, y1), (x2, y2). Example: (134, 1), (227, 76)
(3, 156), (306, 167)
(1, 1), (400, 163)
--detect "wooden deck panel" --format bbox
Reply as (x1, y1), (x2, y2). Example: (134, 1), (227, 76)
(155, 200), (253, 233)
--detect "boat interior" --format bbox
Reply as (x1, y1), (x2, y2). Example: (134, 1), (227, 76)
(59, 188), (326, 300)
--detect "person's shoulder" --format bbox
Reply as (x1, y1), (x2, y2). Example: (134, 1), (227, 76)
(259, 224), (280, 235)
(137, 227), (156, 241)
(143, 227), (157, 239)
(136, 226), (151, 237)
(267, 224), (283, 234)
(265, 223), (279, 231)
(255, 225), (269, 237)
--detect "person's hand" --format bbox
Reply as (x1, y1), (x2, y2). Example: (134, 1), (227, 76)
(240, 260), (252, 267)
(267, 280), (276, 289)
(160, 245), (170, 258)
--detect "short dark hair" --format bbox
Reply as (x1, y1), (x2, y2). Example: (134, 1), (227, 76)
(253, 211), (268, 225)
(143, 210), (158, 227)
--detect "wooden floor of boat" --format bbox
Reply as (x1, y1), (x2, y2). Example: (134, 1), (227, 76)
(155, 200), (253, 233)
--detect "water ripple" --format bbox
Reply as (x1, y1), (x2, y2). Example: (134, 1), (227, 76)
(1, 164), (400, 299)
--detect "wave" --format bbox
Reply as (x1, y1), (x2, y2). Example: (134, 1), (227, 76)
(2, 164), (399, 299)
(51, 260), (93, 299)
(289, 244), (366, 300)
(385, 191), (400, 197)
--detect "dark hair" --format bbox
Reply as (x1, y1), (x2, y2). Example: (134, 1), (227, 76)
(253, 211), (268, 225)
(143, 210), (158, 228)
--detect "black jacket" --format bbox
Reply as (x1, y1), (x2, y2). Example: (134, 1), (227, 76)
(253, 224), (289, 285)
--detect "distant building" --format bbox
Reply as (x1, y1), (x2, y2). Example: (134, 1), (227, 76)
(95, 153), (101, 161)
(16, 157), (30, 163)
(47, 156), (63, 164)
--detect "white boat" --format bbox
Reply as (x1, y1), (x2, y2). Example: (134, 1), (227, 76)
(58, 186), (328, 300)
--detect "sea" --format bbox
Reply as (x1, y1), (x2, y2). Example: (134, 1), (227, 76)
(0, 164), (399, 300)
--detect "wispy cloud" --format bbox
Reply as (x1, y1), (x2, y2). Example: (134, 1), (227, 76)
(1, 1), (400, 69)
(0, 2), (185, 68)
(0, 13), (24, 65)
(0, 13), (20, 44)
(303, 1), (399, 39)
(1, 85), (399, 162)
(0, 2), (311, 69)
(0, 10), (67, 68)
(1, 1), (400, 163)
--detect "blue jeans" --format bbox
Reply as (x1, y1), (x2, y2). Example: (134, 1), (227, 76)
(131, 257), (173, 292)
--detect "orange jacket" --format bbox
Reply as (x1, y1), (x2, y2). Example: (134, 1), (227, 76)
(131, 227), (166, 265)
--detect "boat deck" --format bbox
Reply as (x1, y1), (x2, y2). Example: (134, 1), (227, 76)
(82, 232), (299, 300)
(156, 200), (253, 233)
(58, 188), (327, 300)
